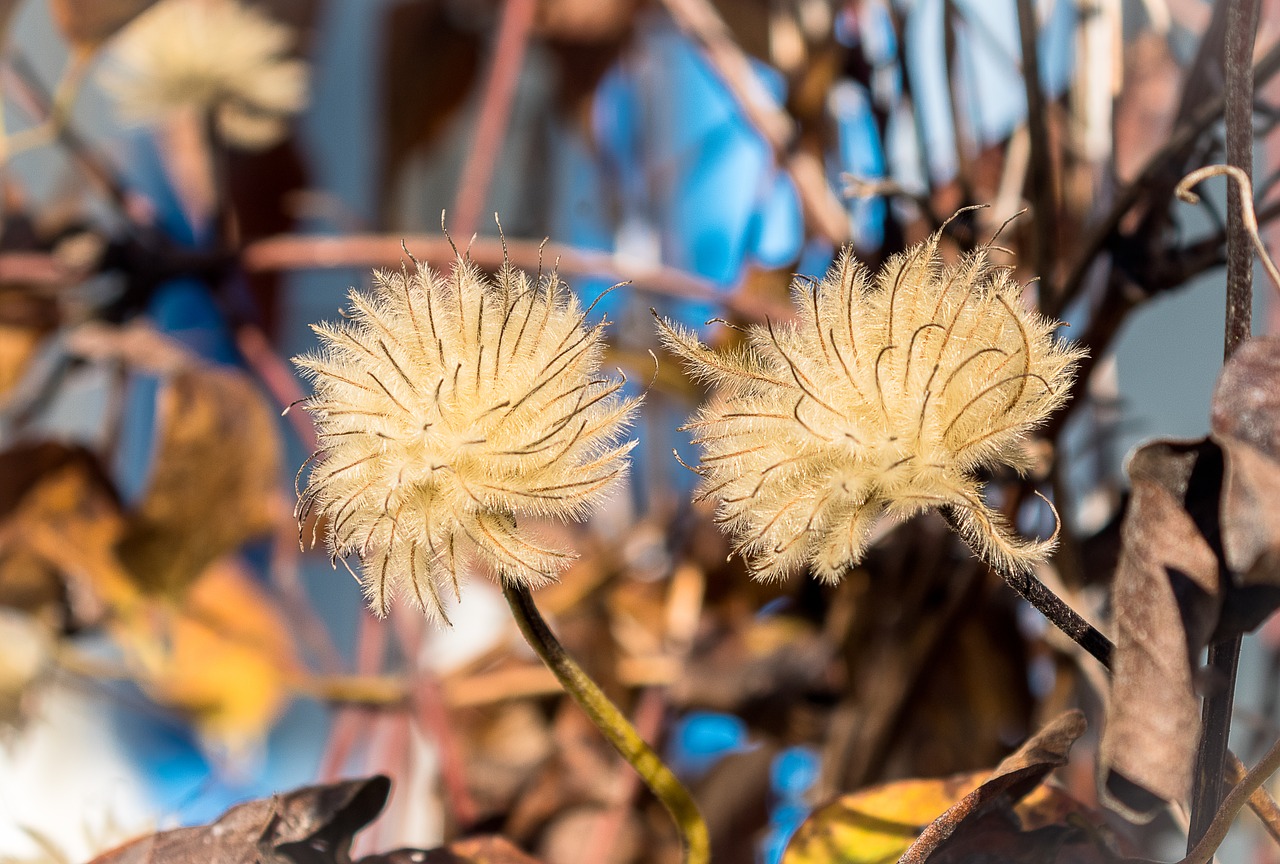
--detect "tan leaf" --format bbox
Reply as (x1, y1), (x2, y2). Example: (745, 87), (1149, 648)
(116, 360), (282, 597)
(1101, 440), (1222, 822)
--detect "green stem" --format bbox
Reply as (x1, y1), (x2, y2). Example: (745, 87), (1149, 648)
(503, 583), (710, 864)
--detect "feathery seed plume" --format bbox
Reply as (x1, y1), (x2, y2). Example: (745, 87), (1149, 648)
(102, 0), (308, 149)
(296, 255), (639, 622)
(658, 227), (1082, 583)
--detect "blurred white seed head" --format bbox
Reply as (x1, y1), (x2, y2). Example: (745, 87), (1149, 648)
(296, 256), (639, 622)
(102, 0), (308, 149)
(659, 227), (1083, 583)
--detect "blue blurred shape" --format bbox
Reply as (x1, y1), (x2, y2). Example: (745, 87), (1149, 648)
(771, 745), (821, 799)
(668, 711), (752, 778)
(761, 745), (822, 863)
(903, 0), (1077, 182)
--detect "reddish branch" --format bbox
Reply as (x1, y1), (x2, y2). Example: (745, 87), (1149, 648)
(450, 0), (538, 240)
(241, 232), (792, 321)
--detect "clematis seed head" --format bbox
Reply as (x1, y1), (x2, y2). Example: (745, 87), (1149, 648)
(658, 227), (1083, 583)
(102, 0), (308, 150)
(296, 256), (639, 622)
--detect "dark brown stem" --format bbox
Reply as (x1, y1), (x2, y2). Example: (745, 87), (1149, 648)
(1047, 36), (1280, 319)
(943, 508), (1112, 668)
(1015, 0), (1054, 290)
(1189, 0), (1260, 848)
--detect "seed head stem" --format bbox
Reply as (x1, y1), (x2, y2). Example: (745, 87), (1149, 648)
(502, 582), (710, 864)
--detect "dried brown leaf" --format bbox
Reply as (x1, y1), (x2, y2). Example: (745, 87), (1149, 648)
(1211, 335), (1280, 588)
(1101, 440), (1223, 821)
(898, 709), (1088, 863)
(116, 361), (282, 596)
(88, 775), (391, 864)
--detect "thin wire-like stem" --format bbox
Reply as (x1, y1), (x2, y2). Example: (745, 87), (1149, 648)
(1176, 165), (1280, 296)
(1181, 735), (1280, 864)
(1190, 2), (1259, 846)
(942, 507), (1111, 667)
(503, 583), (710, 864)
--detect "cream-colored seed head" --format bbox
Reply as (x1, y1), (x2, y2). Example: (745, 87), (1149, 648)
(103, 0), (308, 150)
(297, 258), (639, 622)
(659, 231), (1083, 583)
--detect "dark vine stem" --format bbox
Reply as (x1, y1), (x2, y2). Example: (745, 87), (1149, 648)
(1189, 0), (1259, 849)
(943, 507), (1113, 668)
(502, 583), (710, 864)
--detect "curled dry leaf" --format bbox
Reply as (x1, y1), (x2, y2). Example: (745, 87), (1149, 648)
(898, 710), (1089, 863)
(87, 775), (391, 864)
(70, 323), (285, 597)
(784, 711), (1092, 864)
(1101, 336), (1280, 821)
(85, 773), (547, 864)
(1211, 335), (1280, 590)
(50, 0), (159, 47)
(1101, 440), (1223, 821)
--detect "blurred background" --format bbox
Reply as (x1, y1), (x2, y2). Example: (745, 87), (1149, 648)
(0, 1), (1277, 862)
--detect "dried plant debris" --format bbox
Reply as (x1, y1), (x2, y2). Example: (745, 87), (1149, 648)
(0, 441), (131, 622)
(86, 775), (546, 864)
(786, 711), (1123, 864)
(1102, 336), (1280, 820)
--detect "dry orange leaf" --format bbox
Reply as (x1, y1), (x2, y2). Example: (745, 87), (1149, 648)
(0, 444), (136, 619)
(118, 557), (300, 755)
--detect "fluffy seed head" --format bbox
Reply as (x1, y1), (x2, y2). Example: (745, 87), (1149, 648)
(297, 257), (639, 622)
(102, 0), (308, 149)
(659, 229), (1083, 583)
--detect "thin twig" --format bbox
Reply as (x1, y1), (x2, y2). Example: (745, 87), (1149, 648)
(451, 0), (537, 240)
(1015, 0), (1054, 288)
(503, 583), (710, 864)
(658, 0), (850, 244)
(1182, 736), (1280, 864)
(1048, 36), (1280, 318)
(1228, 751), (1280, 846)
(241, 232), (793, 321)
